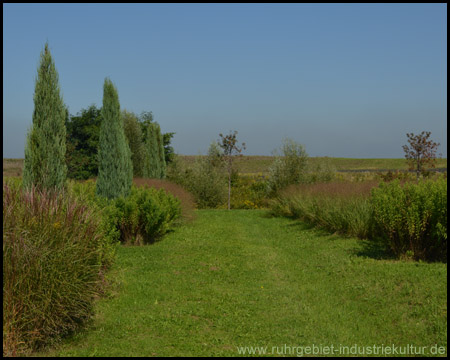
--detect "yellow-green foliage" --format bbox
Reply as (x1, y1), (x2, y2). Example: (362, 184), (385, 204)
(229, 174), (268, 209)
(371, 178), (447, 262)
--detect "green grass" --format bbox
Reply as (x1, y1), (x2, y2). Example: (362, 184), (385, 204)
(35, 210), (447, 357)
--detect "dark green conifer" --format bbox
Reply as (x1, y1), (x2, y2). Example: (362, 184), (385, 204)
(156, 123), (167, 179)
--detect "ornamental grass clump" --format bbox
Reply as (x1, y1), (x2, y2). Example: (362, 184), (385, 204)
(269, 181), (378, 239)
(3, 182), (108, 356)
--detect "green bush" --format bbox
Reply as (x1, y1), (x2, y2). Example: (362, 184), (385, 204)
(3, 182), (108, 355)
(68, 180), (181, 245)
(371, 179), (447, 262)
(66, 179), (119, 267)
(229, 174), (269, 209)
(168, 155), (227, 209)
(267, 138), (309, 194)
(113, 185), (181, 245)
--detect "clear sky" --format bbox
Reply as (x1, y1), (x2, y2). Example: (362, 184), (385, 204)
(3, 3), (447, 158)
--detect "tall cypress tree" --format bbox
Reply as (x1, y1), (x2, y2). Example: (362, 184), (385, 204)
(122, 110), (145, 178)
(23, 43), (67, 191)
(96, 78), (132, 199)
(156, 123), (166, 179)
(143, 122), (161, 178)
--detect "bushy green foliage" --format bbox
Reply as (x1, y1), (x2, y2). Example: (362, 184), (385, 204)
(270, 178), (447, 262)
(96, 78), (133, 199)
(267, 138), (309, 194)
(115, 185), (181, 244)
(65, 105), (102, 180)
(229, 174), (269, 209)
(66, 179), (120, 267)
(162, 132), (176, 164)
(23, 43), (67, 191)
(3, 182), (108, 355)
(168, 153), (227, 209)
(68, 180), (181, 245)
(371, 179), (447, 262)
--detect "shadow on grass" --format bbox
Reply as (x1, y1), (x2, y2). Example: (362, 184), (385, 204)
(261, 210), (398, 261)
(349, 238), (396, 261)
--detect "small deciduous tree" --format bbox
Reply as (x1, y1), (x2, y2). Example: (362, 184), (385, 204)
(218, 131), (246, 210)
(96, 78), (133, 199)
(163, 132), (176, 164)
(23, 42), (67, 191)
(267, 138), (309, 194)
(402, 131), (440, 179)
(65, 104), (102, 180)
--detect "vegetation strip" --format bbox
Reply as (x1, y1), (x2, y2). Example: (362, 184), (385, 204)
(38, 210), (447, 357)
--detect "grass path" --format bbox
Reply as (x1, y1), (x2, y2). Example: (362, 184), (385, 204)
(38, 210), (447, 357)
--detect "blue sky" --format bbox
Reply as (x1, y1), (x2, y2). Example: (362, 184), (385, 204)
(3, 3), (447, 158)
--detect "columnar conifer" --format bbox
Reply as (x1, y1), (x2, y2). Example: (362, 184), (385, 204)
(143, 122), (161, 178)
(96, 78), (132, 199)
(23, 43), (67, 191)
(123, 110), (145, 177)
(156, 123), (167, 179)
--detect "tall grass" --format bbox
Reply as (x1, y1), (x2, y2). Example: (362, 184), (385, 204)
(3, 182), (109, 356)
(270, 178), (447, 262)
(270, 182), (377, 239)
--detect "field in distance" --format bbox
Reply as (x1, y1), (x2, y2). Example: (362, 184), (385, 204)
(179, 155), (447, 175)
(3, 156), (448, 178)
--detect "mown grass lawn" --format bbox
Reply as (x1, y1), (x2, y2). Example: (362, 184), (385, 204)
(37, 210), (447, 357)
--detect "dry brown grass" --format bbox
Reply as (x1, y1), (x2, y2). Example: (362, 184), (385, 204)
(3, 159), (23, 177)
(133, 178), (196, 221)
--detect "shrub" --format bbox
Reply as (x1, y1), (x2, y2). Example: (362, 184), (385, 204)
(267, 138), (309, 194)
(371, 179), (447, 262)
(66, 179), (119, 267)
(229, 174), (269, 209)
(68, 180), (181, 246)
(168, 154), (227, 209)
(133, 178), (196, 222)
(3, 182), (108, 355)
(112, 185), (181, 245)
